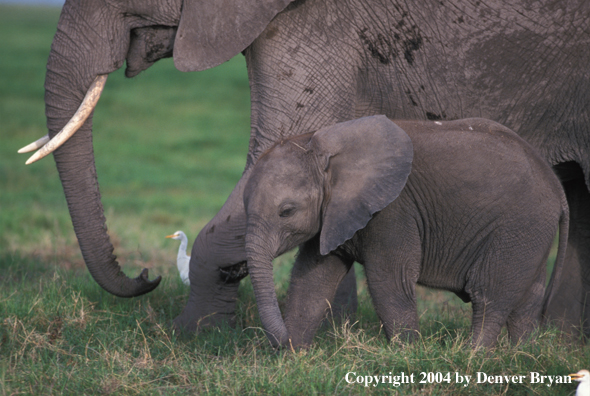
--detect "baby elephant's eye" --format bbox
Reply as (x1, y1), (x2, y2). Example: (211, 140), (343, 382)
(279, 206), (296, 218)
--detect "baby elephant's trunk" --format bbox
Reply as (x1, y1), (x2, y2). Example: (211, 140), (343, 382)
(245, 233), (289, 348)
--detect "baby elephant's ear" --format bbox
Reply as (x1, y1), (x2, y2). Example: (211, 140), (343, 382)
(310, 116), (413, 256)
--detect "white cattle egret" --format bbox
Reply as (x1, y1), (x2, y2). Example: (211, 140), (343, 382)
(570, 370), (590, 396)
(165, 231), (190, 285)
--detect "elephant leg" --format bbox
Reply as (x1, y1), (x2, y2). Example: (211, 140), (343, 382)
(505, 221), (559, 344)
(469, 217), (560, 348)
(470, 300), (510, 348)
(506, 268), (545, 344)
(360, 216), (422, 343)
(364, 263), (420, 343)
(468, 260), (511, 347)
(546, 163), (590, 339)
(328, 266), (358, 323)
(284, 238), (353, 348)
(470, 265), (534, 348)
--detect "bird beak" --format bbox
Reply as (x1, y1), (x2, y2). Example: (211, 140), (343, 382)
(165, 234), (175, 239)
(570, 373), (582, 380)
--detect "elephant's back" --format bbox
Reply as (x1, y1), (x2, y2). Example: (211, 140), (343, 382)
(392, 118), (564, 225)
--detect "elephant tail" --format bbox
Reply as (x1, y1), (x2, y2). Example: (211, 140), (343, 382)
(541, 195), (569, 323)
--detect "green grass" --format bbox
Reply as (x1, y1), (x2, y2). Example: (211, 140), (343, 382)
(0, 5), (586, 395)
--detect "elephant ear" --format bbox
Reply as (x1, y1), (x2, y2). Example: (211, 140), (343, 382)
(309, 116), (414, 256)
(174, 0), (293, 72)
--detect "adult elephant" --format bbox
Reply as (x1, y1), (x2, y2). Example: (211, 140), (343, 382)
(23, 0), (590, 337)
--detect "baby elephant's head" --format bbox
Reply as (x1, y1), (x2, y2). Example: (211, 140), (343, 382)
(244, 133), (324, 258)
(242, 115), (413, 348)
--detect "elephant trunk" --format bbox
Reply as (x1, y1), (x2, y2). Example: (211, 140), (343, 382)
(245, 231), (289, 348)
(42, 4), (160, 297)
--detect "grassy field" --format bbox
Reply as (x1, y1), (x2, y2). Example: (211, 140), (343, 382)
(0, 5), (587, 395)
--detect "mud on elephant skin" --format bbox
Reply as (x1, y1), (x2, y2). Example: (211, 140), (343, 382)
(27, 0), (590, 336)
(242, 116), (569, 349)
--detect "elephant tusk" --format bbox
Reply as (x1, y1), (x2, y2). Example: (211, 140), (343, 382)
(17, 134), (50, 153)
(23, 74), (108, 165)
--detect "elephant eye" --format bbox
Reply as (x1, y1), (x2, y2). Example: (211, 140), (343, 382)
(279, 205), (296, 218)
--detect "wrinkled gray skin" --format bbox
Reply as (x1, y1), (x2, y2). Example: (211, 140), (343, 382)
(42, 0), (589, 335)
(243, 116), (569, 348)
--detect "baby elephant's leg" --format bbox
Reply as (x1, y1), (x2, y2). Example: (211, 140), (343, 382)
(284, 239), (353, 348)
(505, 242), (552, 344)
(330, 266), (358, 323)
(364, 250), (421, 343)
(361, 214), (422, 343)
(469, 231), (550, 348)
(468, 240), (513, 348)
(505, 271), (545, 344)
(470, 299), (511, 348)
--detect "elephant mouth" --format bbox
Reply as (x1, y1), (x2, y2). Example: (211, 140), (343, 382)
(219, 261), (249, 283)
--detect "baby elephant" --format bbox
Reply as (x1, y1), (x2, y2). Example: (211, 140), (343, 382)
(243, 115), (568, 349)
